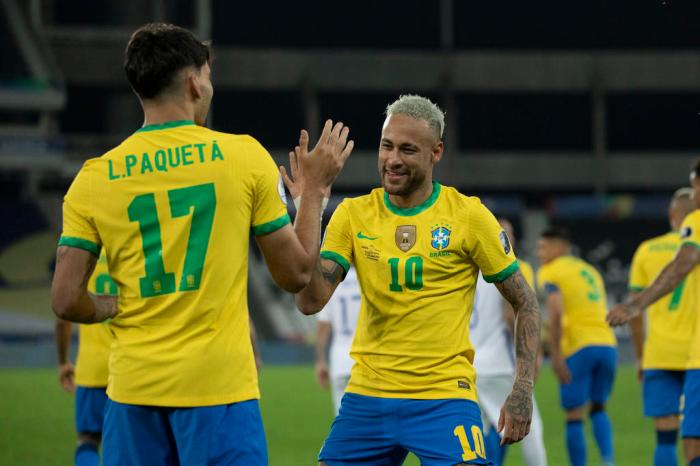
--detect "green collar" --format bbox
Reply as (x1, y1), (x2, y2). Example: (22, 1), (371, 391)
(383, 181), (441, 217)
(136, 120), (195, 133)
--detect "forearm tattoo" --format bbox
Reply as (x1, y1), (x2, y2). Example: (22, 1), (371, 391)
(316, 259), (344, 286)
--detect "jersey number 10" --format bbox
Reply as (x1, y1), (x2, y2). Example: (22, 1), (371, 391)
(128, 183), (216, 298)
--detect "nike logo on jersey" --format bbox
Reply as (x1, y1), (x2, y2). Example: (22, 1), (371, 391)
(357, 231), (378, 240)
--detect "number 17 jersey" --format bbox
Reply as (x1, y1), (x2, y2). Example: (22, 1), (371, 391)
(320, 182), (519, 401)
(60, 121), (290, 407)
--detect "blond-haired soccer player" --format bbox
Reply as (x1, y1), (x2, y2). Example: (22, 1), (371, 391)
(627, 188), (696, 466)
(50, 23), (353, 466)
(537, 227), (617, 466)
(55, 252), (115, 466)
(294, 95), (540, 466)
(609, 159), (700, 466)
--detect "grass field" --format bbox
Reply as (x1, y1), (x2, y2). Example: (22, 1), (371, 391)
(0, 365), (655, 465)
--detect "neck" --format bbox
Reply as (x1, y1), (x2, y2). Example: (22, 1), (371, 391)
(142, 99), (195, 127)
(387, 179), (434, 209)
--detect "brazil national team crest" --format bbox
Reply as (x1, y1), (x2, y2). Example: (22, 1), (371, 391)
(431, 224), (451, 250)
(500, 230), (512, 254)
(396, 225), (417, 252)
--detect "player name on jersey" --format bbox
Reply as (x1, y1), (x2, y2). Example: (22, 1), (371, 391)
(108, 139), (224, 180)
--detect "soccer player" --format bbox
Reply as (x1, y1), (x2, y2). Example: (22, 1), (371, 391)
(471, 219), (547, 466)
(293, 94), (541, 466)
(537, 227), (617, 466)
(315, 266), (361, 414)
(50, 23), (353, 466)
(608, 159), (700, 466)
(55, 252), (116, 466)
(627, 188), (696, 466)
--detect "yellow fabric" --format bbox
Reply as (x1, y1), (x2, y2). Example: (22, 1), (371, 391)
(61, 122), (289, 406)
(321, 183), (518, 400)
(680, 210), (700, 369)
(537, 256), (617, 358)
(629, 231), (696, 370)
(520, 260), (535, 290)
(74, 252), (115, 387)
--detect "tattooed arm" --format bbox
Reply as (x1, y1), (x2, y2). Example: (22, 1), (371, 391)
(295, 258), (345, 315)
(494, 269), (541, 445)
(51, 246), (117, 323)
(608, 244), (700, 326)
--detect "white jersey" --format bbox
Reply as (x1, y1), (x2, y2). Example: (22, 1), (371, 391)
(317, 268), (361, 379)
(470, 272), (515, 377)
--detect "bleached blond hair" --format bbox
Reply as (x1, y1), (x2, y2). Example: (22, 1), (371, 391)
(385, 94), (445, 139)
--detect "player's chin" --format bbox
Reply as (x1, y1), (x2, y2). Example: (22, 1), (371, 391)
(382, 175), (410, 195)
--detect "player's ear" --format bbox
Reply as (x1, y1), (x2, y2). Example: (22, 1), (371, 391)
(431, 140), (444, 164)
(187, 70), (203, 101)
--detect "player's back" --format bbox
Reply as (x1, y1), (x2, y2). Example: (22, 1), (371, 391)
(61, 121), (289, 406)
(630, 231), (697, 369)
(538, 255), (616, 357)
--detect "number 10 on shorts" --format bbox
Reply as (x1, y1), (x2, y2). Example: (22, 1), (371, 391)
(453, 424), (486, 461)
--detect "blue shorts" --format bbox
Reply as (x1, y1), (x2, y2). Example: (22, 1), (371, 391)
(102, 398), (267, 466)
(75, 386), (108, 434)
(682, 369), (700, 438)
(560, 346), (617, 410)
(643, 369), (685, 417)
(319, 393), (493, 466)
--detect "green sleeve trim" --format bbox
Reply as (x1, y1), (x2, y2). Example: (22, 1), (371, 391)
(320, 251), (351, 276)
(252, 213), (291, 236)
(483, 260), (520, 283)
(681, 241), (700, 250)
(58, 236), (101, 256)
(135, 120), (195, 133)
(383, 181), (441, 216)
(629, 285), (645, 292)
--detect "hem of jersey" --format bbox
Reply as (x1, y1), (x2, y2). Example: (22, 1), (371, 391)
(106, 390), (261, 407)
(642, 367), (688, 372)
(75, 382), (108, 389)
(58, 236), (100, 256)
(383, 181), (441, 216)
(681, 240), (700, 250)
(251, 213), (291, 236)
(483, 260), (519, 283)
(320, 251), (350, 275)
(564, 342), (618, 358)
(135, 120), (195, 133)
(629, 285), (645, 292)
(345, 386), (479, 402)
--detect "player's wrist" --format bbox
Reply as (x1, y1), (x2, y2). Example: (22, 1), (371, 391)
(293, 196), (330, 213)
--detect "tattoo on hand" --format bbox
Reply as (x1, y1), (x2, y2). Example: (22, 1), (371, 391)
(506, 379), (533, 422)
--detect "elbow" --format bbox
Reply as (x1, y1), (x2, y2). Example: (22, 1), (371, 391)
(51, 297), (73, 321)
(295, 295), (323, 316)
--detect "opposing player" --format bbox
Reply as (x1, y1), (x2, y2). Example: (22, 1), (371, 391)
(627, 188), (696, 466)
(55, 252), (116, 466)
(609, 160), (700, 466)
(537, 227), (617, 466)
(471, 219), (547, 466)
(293, 94), (541, 465)
(50, 23), (353, 466)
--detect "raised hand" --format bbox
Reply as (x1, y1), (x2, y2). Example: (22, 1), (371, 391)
(293, 120), (353, 194)
(607, 302), (641, 327)
(498, 379), (533, 445)
(280, 145), (331, 201)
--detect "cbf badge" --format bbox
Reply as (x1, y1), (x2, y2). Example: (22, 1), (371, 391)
(395, 225), (417, 252)
(430, 224), (451, 250)
(499, 230), (512, 254)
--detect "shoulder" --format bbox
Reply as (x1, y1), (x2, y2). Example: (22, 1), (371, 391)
(341, 189), (384, 211)
(681, 210), (700, 233)
(438, 185), (485, 212)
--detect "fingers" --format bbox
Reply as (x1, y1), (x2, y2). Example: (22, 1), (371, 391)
(289, 148), (300, 178)
(340, 140), (354, 164)
(497, 407), (505, 434)
(313, 121), (332, 150)
(279, 165), (294, 191)
(299, 129), (310, 155)
(337, 125), (350, 149)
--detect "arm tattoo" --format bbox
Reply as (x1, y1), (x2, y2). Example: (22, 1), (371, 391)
(316, 259), (344, 286)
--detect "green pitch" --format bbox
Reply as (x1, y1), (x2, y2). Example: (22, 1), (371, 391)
(0, 365), (655, 465)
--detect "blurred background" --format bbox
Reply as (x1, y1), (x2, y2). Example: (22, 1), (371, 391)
(2, 0), (700, 366)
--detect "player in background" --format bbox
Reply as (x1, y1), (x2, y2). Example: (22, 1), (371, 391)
(609, 159), (700, 466)
(537, 227), (617, 466)
(292, 94), (540, 465)
(471, 219), (547, 466)
(50, 23), (353, 466)
(55, 252), (115, 466)
(627, 188), (696, 466)
(314, 266), (361, 414)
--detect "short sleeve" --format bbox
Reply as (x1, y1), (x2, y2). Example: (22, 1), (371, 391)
(680, 211), (700, 250)
(467, 200), (518, 283)
(320, 201), (353, 275)
(628, 245), (648, 292)
(58, 166), (101, 255)
(250, 142), (291, 236)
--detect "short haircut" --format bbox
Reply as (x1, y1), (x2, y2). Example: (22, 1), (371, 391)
(692, 158), (700, 179)
(385, 94), (445, 139)
(124, 23), (211, 100)
(540, 225), (571, 244)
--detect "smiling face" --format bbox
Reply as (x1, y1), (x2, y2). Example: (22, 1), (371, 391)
(378, 113), (443, 196)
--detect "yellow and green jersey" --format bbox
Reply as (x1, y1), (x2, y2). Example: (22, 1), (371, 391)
(321, 182), (518, 401)
(629, 231), (696, 370)
(537, 256), (616, 358)
(74, 252), (116, 387)
(680, 210), (700, 369)
(59, 120), (289, 406)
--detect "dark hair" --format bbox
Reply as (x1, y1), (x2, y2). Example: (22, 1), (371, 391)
(540, 225), (571, 243)
(692, 158), (700, 179)
(124, 23), (211, 100)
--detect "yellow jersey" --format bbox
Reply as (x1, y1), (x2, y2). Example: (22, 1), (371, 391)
(629, 231), (696, 370)
(74, 252), (116, 387)
(537, 256), (616, 358)
(680, 210), (700, 369)
(321, 182), (518, 401)
(520, 260), (535, 290)
(59, 120), (289, 406)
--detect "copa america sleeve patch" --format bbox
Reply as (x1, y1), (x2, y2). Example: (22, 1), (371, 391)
(278, 175), (288, 204)
(499, 230), (512, 254)
(681, 226), (693, 239)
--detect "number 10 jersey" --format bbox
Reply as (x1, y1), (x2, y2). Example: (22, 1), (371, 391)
(60, 121), (290, 407)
